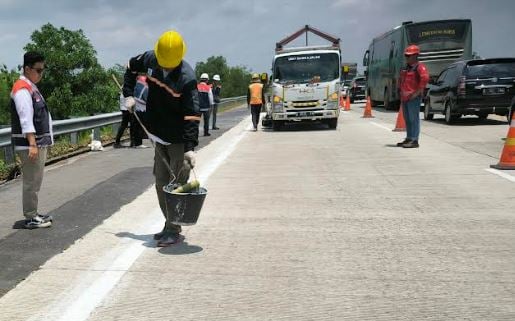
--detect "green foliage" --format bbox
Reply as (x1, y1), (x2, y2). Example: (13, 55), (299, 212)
(0, 65), (19, 125)
(24, 23), (119, 119)
(195, 56), (252, 97)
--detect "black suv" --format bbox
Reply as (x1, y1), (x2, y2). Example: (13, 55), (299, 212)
(425, 58), (515, 124)
(349, 76), (366, 103)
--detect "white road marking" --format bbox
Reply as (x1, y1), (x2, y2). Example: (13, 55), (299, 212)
(485, 168), (515, 183)
(40, 117), (251, 321)
(370, 121), (393, 132)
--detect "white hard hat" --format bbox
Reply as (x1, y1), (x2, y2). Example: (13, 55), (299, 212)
(200, 73), (209, 80)
(213, 74), (221, 81)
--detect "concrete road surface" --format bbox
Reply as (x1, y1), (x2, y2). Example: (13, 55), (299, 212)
(0, 104), (514, 320)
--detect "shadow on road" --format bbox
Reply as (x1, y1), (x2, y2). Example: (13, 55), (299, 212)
(115, 231), (203, 255)
(425, 117), (508, 126)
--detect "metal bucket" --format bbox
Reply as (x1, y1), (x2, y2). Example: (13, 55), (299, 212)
(163, 184), (207, 226)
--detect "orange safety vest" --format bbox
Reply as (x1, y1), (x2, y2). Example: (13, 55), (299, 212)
(249, 82), (264, 105)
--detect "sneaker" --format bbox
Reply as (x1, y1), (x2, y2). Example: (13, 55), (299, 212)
(396, 139), (410, 147)
(402, 140), (419, 148)
(24, 216), (52, 229)
(212, 127), (220, 130)
(37, 213), (53, 222)
(157, 233), (184, 247)
(134, 144), (148, 149)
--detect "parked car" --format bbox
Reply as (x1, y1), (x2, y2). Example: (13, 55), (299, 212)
(425, 58), (515, 124)
(349, 76), (366, 103)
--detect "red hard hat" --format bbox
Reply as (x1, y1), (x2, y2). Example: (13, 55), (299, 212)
(404, 45), (420, 56)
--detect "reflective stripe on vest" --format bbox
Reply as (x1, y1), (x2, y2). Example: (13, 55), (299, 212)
(249, 83), (263, 105)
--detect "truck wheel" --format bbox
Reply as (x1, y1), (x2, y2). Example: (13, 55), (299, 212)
(272, 120), (282, 131)
(327, 118), (338, 129)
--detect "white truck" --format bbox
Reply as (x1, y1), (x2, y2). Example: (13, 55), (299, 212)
(263, 25), (342, 130)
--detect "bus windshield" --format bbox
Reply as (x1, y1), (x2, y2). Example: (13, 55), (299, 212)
(406, 20), (470, 44)
(274, 53), (340, 84)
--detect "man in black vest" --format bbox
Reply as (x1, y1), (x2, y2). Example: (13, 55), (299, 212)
(10, 52), (54, 229)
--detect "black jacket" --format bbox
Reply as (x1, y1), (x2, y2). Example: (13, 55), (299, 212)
(123, 51), (199, 152)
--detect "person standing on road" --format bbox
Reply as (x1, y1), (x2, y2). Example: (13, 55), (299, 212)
(397, 45), (430, 148)
(197, 73), (214, 137)
(247, 73), (265, 131)
(114, 93), (134, 148)
(122, 30), (200, 247)
(211, 74), (222, 130)
(10, 51), (54, 229)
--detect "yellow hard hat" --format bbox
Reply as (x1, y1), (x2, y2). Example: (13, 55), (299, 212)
(154, 30), (187, 69)
(252, 73), (259, 79)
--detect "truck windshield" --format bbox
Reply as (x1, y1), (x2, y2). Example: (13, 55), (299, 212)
(406, 20), (470, 44)
(274, 53), (340, 84)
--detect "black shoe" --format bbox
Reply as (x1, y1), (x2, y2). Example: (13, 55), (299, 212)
(113, 143), (123, 149)
(212, 127), (220, 130)
(402, 140), (419, 148)
(153, 229), (166, 240)
(396, 139), (410, 147)
(157, 233), (184, 247)
(24, 216), (52, 229)
(204, 133), (211, 136)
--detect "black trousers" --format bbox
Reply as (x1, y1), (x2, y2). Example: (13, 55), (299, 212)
(115, 110), (131, 144)
(130, 112), (144, 146)
(211, 104), (218, 129)
(201, 108), (211, 134)
(250, 104), (262, 129)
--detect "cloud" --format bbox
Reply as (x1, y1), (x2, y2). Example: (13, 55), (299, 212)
(0, 0), (514, 74)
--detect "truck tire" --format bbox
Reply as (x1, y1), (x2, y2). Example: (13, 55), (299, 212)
(327, 118), (338, 129)
(272, 120), (283, 131)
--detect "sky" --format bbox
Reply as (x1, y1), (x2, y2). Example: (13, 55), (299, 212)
(1, 0), (514, 74)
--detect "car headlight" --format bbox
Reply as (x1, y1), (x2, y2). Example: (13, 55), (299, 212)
(273, 95), (283, 103)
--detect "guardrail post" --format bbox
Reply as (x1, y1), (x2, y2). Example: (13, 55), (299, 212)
(92, 128), (101, 141)
(70, 132), (78, 145)
(3, 146), (15, 164)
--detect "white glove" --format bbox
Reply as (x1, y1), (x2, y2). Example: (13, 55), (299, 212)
(183, 151), (196, 170)
(125, 96), (136, 112)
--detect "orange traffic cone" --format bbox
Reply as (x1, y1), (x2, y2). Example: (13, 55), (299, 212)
(362, 96), (374, 118)
(339, 95), (345, 109)
(392, 104), (406, 132)
(344, 95), (351, 111)
(491, 113), (515, 170)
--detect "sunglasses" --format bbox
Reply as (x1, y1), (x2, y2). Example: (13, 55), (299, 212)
(31, 67), (45, 74)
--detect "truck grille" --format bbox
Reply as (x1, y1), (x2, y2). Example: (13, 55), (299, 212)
(291, 100), (320, 108)
(418, 48), (464, 62)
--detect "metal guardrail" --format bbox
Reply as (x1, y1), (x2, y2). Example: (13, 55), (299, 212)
(0, 96), (247, 149)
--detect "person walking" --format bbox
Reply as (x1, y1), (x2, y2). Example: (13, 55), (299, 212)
(122, 30), (200, 246)
(247, 73), (265, 131)
(211, 74), (221, 130)
(197, 73), (214, 136)
(397, 45), (430, 148)
(10, 51), (54, 229)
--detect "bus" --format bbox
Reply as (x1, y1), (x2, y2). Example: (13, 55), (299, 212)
(363, 19), (472, 109)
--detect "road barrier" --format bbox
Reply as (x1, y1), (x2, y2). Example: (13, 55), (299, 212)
(0, 96), (246, 163)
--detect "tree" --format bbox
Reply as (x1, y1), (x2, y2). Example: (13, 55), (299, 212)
(0, 65), (19, 125)
(24, 23), (119, 119)
(195, 56), (252, 98)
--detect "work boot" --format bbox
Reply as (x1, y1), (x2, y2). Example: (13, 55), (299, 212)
(204, 132), (211, 137)
(157, 232), (184, 247)
(113, 143), (123, 149)
(212, 126), (220, 130)
(396, 138), (410, 147)
(402, 140), (419, 148)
